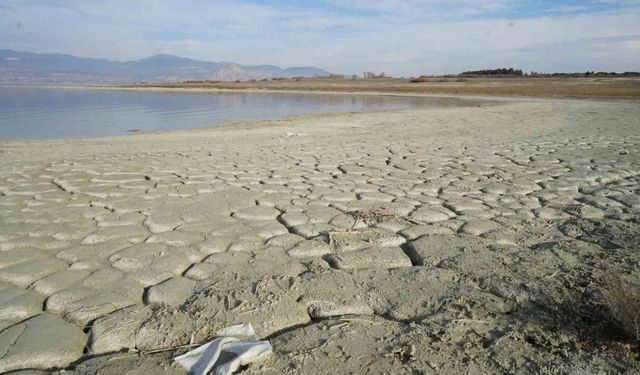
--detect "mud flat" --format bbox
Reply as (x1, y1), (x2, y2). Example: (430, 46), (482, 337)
(0, 95), (639, 374)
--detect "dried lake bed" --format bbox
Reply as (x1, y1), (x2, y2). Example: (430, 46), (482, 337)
(0, 94), (639, 374)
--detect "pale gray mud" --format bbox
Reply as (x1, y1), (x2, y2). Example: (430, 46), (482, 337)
(0, 96), (639, 374)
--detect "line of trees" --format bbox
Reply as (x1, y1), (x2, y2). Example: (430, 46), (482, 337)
(460, 68), (640, 78)
(461, 68), (524, 76)
(539, 71), (640, 77)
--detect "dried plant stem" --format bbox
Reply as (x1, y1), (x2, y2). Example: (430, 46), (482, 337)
(602, 269), (640, 348)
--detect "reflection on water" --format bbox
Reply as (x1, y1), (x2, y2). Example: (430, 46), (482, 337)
(0, 86), (473, 140)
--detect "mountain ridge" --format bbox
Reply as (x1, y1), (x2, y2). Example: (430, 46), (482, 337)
(0, 49), (330, 83)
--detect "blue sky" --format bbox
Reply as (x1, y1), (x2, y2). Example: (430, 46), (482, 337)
(1, 0), (639, 75)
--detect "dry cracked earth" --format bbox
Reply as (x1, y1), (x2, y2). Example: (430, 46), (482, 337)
(0, 97), (639, 374)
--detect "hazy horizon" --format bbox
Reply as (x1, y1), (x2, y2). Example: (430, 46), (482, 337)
(1, 1), (640, 76)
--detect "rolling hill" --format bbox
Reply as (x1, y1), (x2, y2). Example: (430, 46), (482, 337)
(0, 50), (330, 83)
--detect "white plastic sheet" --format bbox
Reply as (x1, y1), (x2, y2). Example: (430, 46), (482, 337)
(174, 323), (272, 375)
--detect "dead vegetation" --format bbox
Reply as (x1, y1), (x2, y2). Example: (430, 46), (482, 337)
(601, 268), (640, 350)
(350, 208), (423, 227)
(122, 76), (640, 98)
(326, 208), (424, 249)
(322, 208), (423, 248)
(409, 77), (429, 83)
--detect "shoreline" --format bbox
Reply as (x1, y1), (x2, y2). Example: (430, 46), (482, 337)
(3, 82), (523, 101)
(0, 89), (497, 145)
(0, 103), (493, 147)
(4, 81), (640, 101)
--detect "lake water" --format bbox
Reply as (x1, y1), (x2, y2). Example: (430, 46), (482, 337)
(0, 86), (471, 140)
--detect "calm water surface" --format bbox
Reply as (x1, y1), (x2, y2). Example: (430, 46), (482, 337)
(0, 86), (469, 140)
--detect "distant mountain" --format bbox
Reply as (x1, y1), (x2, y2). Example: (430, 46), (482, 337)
(0, 49), (330, 83)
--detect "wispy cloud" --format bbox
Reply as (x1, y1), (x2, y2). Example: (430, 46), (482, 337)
(1, 0), (639, 75)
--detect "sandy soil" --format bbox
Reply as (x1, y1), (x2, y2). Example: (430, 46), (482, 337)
(0, 95), (639, 374)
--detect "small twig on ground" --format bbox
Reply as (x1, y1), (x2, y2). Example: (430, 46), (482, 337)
(339, 317), (383, 325)
(107, 342), (201, 361)
(452, 319), (490, 324)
